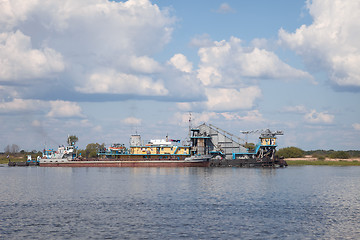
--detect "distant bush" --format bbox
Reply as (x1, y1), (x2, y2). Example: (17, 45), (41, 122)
(314, 154), (325, 160)
(276, 147), (305, 158)
(306, 150), (360, 158)
(328, 151), (350, 159)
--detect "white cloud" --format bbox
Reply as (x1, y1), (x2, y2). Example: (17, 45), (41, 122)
(216, 3), (235, 14)
(47, 100), (84, 118)
(0, 0), (38, 31)
(129, 55), (162, 74)
(168, 54), (193, 73)
(221, 110), (264, 122)
(0, 0), (176, 100)
(0, 98), (84, 119)
(352, 123), (360, 131)
(278, 0), (360, 89)
(197, 37), (313, 87)
(77, 69), (168, 96)
(205, 87), (261, 111)
(177, 86), (261, 112)
(304, 110), (334, 124)
(175, 109), (264, 127)
(123, 117), (142, 126)
(0, 30), (64, 81)
(0, 98), (45, 113)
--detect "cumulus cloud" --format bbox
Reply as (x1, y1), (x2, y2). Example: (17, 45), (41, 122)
(47, 100), (84, 118)
(205, 87), (261, 111)
(175, 110), (263, 127)
(0, 30), (64, 81)
(77, 69), (168, 96)
(0, 98), (45, 113)
(283, 104), (335, 125)
(168, 54), (193, 73)
(197, 37), (313, 87)
(304, 110), (334, 124)
(129, 55), (162, 74)
(0, 98), (83, 119)
(0, 0), (176, 100)
(177, 86), (261, 112)
(278, 0), (360, 89)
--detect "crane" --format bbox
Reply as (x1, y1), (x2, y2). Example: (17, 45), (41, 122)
(241, 129), (283, 142)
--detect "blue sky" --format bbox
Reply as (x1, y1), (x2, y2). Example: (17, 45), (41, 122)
(0, 0), (359, 151)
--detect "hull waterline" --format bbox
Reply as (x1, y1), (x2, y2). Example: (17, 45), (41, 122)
(39, 160), (210, 167)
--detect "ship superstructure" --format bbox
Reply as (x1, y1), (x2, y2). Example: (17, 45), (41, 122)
(99, 135), (190, 159)
(189, 123), (286, 167)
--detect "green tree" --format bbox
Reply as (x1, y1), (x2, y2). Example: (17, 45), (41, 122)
(85, 143), (105, 158)
(328, 151), (350, 159)
(276, 147), (305, 158)
(67, 135), (78, 146)
(244, 143), (256, 152)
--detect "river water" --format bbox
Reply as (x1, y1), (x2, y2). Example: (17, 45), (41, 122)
(0, 166), (359, 239)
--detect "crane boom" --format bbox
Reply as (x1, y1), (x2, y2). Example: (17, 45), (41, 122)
(208, 124), (246, 143)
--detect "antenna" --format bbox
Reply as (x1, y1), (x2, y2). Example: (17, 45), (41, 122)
(186, 112), (192, 145)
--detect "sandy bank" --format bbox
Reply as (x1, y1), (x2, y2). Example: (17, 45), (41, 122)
(285, 155), (360, 162)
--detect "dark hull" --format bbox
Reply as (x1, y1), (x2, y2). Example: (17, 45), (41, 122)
(210, 157), (287, 168)
(39, 160), (210, 167)
(8, 161), (30, 167)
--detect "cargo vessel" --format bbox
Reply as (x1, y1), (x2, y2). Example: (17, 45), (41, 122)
(38, 122), (286, 168)
(39, 135), (210, 167)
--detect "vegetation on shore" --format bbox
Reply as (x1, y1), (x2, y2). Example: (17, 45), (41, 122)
(276, 147), (360, 159)
(286, 160), (360, 166)
(276, 147), (360, 166)
(0, 152), (42, 164)
(2, 137), (360, 166)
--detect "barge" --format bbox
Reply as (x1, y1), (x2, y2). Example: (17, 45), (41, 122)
(38, 123), (286, 168)
(39, 135), (210, 167)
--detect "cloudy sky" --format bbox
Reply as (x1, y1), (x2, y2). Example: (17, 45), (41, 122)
(1, 0), (359, 151)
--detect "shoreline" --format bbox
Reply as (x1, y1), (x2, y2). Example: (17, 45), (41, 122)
(285, 156), (360, 166)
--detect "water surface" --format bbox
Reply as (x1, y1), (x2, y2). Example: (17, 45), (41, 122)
(0, 166), (359, 239)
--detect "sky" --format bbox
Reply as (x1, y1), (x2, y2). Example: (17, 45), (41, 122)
(0, 0), (359, 151)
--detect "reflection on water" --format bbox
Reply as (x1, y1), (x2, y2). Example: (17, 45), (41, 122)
(0, 166), (359, 239)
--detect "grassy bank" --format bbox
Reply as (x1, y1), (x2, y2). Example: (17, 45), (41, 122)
(0, 157), (26, 164)
(0, 153), (39, 164)
(286, 160), (360, 166)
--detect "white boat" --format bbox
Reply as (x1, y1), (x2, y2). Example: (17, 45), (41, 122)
(40, 145), (77, 163)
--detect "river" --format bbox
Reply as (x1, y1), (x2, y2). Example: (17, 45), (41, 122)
(0, 166), (359, 239)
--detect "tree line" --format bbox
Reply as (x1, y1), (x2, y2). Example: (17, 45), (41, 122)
(276, 147), (360, 159)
